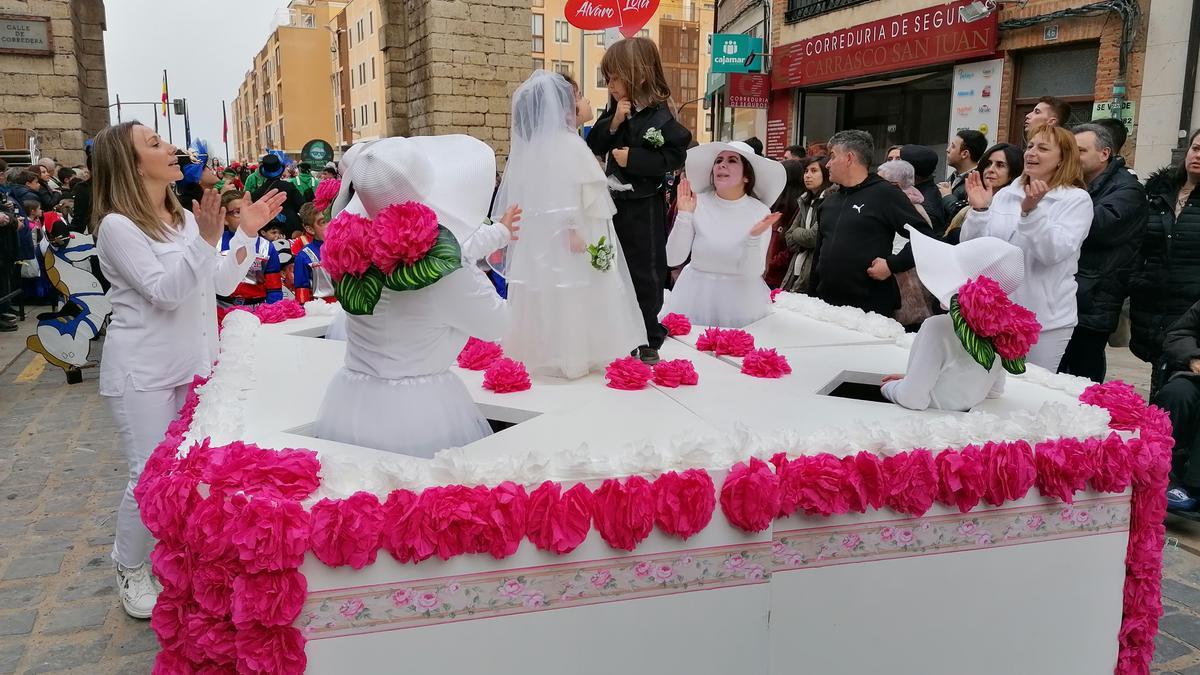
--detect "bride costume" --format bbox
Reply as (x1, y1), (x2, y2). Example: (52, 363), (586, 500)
(313, 136), (508, 458)
(492, 71), (646, 379)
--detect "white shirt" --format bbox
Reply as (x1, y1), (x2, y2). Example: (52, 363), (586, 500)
(96, 210), (256, 396)
(960, 182), (1093, 332)
(881, 315), (1005, 412)
(344, 267), (508, 380)
(666, 192), (771, 275)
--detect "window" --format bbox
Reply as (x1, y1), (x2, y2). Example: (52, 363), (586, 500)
(1010, 43), (1099, 141)
(373, 101), (378, 124)
(357, 19), (364, 43)
(596, 66), (606, 88)
(301, 12), (315, 28)
(532, 14), (544, 53)
(359, 62), (367, 85)
(274, 47), (280, 75)
(533, 57), (544, 71)
(639, 29), (649, 38)
(361, 104), (368, 127)
(278, 119), (284, 148)
(369, 10), (374, 34)
(553, 60), (573, 77)
(596, 32), (605, 46)
(264, 93), (272, 112)
(352, 107), (357, 127)
(371, 57), (376, 80)
(785, 0), (873, 23)
(555, 20), (569, 43)
(532, 0), (542, 6)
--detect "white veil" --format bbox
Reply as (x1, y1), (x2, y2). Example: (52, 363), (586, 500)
(490, 70), (616, 286)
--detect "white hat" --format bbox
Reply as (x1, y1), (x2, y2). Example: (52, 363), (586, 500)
(906, 225), (1024, 306)
(331, 139), (379, 216)
(684, 141), (786, 205)
(344, 135), (497, 243)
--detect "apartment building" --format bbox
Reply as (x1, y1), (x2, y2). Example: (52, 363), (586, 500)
(330, 0), (388, 147)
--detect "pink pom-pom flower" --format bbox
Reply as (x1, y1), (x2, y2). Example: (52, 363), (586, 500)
(457, 337), (504, 370)
(652, 359), (698, 388)
(695, 328), (756, 357)
(483, 358), (531, 393)
(661, 313), (692, 336)
(605, 356), (653, 390)
(1079, 380), (1148, 431)
(313, 179), (340, 213)
(652, 469), (715, 540)
(253, 299), (306, 324)
(741, 348), (792, 378)
(770, 288), (783, 303)
(370, 201), (441, 274)
(321, 211), (374, 281)
(591, 476), (656, 551)
(720, 457), (781, 532)
(526, 481), (593, 555)
(307, 492), (385, 570)
(957, 276), (1013, 338)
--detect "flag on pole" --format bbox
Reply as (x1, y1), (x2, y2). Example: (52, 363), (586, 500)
(161, 70), (169, 117)
(222, 102), (229, 144)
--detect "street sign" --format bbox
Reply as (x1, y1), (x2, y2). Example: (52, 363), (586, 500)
(1092, 100), (1136, 130)
(711, 34), (763, 74)
(301, 139), (335, 165)
(728, 73), (769, 109)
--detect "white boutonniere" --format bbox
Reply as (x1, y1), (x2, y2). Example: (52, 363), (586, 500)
(587, 236), (614, 272)
(643, 128), (665, 148)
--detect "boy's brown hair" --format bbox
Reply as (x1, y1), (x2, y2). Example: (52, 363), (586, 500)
(298, 202), (321, 228)
(600, 37), (672, 109)
(220, 190), (245, 209)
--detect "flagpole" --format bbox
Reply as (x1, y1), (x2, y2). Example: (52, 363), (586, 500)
(115, 93), (122, 123)
(222, 100), (231, 165)
(163, 69), (174, 144)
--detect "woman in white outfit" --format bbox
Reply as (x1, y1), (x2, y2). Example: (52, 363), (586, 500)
(662, 141), (785, 328)
(959, 124), (1093, 370)
(92, 121), (286, 619)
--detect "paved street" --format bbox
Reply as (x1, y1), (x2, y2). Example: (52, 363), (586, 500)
(0, 316), (1197, 673)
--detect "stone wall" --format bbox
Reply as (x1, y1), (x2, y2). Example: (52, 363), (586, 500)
(379, 0), (529, 166)
(0, 0), (107, 168)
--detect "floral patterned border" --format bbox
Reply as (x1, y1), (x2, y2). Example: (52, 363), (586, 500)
(299, 542), (773, 640)
(771, 496), (1130, 572)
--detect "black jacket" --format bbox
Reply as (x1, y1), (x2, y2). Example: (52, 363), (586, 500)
(1129, 167), (1200, 363)
(1075, 156), (1148, 333)
(71, 180), (92, 234)
(1162, 299), (1200, 376)
(914, 177), (947, 234)
(585, 101), (691, 201)
(940, 170), (972, 221)
(252, 177), (305, 235)
(815, 174), (934, 316)
(7, 184), (43, 215)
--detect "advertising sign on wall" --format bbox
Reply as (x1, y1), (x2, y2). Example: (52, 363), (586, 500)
(728, 74), (770, 109)
(947, 58), (1004, 145)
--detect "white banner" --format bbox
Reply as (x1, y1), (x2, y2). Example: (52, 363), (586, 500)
(948, 58), (1004, 146)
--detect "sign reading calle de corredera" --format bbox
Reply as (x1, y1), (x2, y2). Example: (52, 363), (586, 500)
(711, 34), (763, 74)
(0, 14), (51, 56)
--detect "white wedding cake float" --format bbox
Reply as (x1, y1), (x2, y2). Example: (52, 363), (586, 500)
(141, 294), (1170, 675)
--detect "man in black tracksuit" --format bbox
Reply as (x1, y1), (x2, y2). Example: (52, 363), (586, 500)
(816, 130), (935, 317)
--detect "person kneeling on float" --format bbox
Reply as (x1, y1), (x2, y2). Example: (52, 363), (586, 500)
(880, 226), (1040, 412)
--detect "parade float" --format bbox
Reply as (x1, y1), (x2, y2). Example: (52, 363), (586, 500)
(139, 291), (1169, 675)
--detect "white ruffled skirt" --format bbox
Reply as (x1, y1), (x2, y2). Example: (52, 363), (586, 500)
(661, 267), (770, 329)
(313, 368), (491, 458)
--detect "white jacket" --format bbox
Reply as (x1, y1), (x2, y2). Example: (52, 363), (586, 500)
(960, 182), (1093, 332)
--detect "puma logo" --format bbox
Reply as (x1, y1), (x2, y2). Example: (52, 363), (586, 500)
(851, 204), (864, 213)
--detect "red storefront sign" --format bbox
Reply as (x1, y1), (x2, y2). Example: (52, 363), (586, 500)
(728, 73), (770, 109)
(765, 92), (791, 159)
(771, 0), (998, 89)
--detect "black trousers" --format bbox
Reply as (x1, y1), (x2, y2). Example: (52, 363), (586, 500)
(1058, 326), (1109, 383)
(1152, 375), (1200, 488)
(613, 193), (667, 349)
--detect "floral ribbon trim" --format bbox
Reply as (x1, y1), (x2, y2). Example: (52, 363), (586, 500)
(771, 495), (1130, 572)
(299, 542), (772, 639)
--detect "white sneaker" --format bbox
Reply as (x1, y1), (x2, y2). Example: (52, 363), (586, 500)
(116, 563), (158, 619)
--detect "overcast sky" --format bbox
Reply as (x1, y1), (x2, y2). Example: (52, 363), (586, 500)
(103, 0), (291, 162)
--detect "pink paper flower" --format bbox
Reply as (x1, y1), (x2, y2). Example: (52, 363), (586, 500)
(847, 452), (887, 512)
(652, 469), (715, 540)
(957, 276), (1012, 338)
(149, 588), (190, 653)
(720, 457), (781, 533)
(186, 494), (239, 565)
(484, 481), (530, 560)
(992, 305), (1040, 360)
(483, 358), (532, 393)
(381, 489), (436, 564)
(229, 495), (311, 574)
(771, 288), (783, 303)
(1034, 438), (1095, 504)
(661, 312), (692, 336)
(652, 359), (699, 388)
(981, 440), (1037, 506)
(605, 356), (653, 390)
(135, 469), (200, 546)
(186, 611), (237, 667)
(1091, 433), (1133, 493)
(192, 559), (238, 616)
(774, 453), (851, 518)
(591, 476), (656, 551)
(231, 570), (308, 629)
(313, 179), (340, 213)
(881, 449), (939, 517)
(741, 348), (792, 379)
(695, 327), (756, 357)
(371, 201), (440, 273)
(149, 542), (194, 595)
(152, 649), (191, 675)
(252, 299), (306, 324)
(526, 482), (593, 555)
(308, 492), (385, 570)
(321, 211), (373, 281)
(234, 625), (307, 675)
(457, 337), (504, 370)
(934, 445), (986, 513)
(1080, 380), (1148, 431)
(200, 442), (321, 501)
(420, 485), (491, 561)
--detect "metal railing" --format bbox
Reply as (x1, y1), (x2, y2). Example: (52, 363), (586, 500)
(784, 0), (874, 23)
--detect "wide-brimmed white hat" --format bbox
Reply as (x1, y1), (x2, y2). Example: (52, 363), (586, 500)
(344, 135), (496, 243)
(684, 141), (786, 205)
(906, 225), (1024, 306)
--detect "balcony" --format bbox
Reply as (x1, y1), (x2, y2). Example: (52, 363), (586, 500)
(784, 0), (874, 23)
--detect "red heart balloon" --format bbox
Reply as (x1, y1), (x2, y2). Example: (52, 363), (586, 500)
(617, 0), (659, 38)
(564, 0), (622, 31)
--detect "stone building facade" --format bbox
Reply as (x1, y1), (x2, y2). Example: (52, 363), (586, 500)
(0, 0), (108, 168)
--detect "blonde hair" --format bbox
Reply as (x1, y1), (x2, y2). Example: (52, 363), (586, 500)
(1023, 123), (1086, 190)
(91, 121), (185, 241)
(600, 37), (672, 109)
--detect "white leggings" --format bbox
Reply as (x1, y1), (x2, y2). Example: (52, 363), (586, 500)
(105, 380), (191, 568)
(1028, 326), (1074, 373)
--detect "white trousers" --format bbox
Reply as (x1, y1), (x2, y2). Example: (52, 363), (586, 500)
(105, 379), (191, 568)
(1028, 325), (1074, 373)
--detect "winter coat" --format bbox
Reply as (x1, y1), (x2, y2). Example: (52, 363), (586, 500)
(780, 189), (827, 292)
(1162, 299), (1200, 376)
(586, 101), (691, 202)
(1075, 156), (1147, 334)
(1129, 167), (1200, 364)
(913, 177), (947, 235)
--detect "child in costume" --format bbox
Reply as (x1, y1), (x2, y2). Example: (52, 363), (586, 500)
(880, 227), (1037, 412)
(662, 141), (784, 328)
(586, 37), (692, 365)
(313, 136), (510, 458)
(217, 190), (283, 306)
(293, 202), (335, 303)
(493, 70), (646, 379)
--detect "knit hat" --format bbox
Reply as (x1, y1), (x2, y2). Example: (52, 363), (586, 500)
(899, 145), (939, 180)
